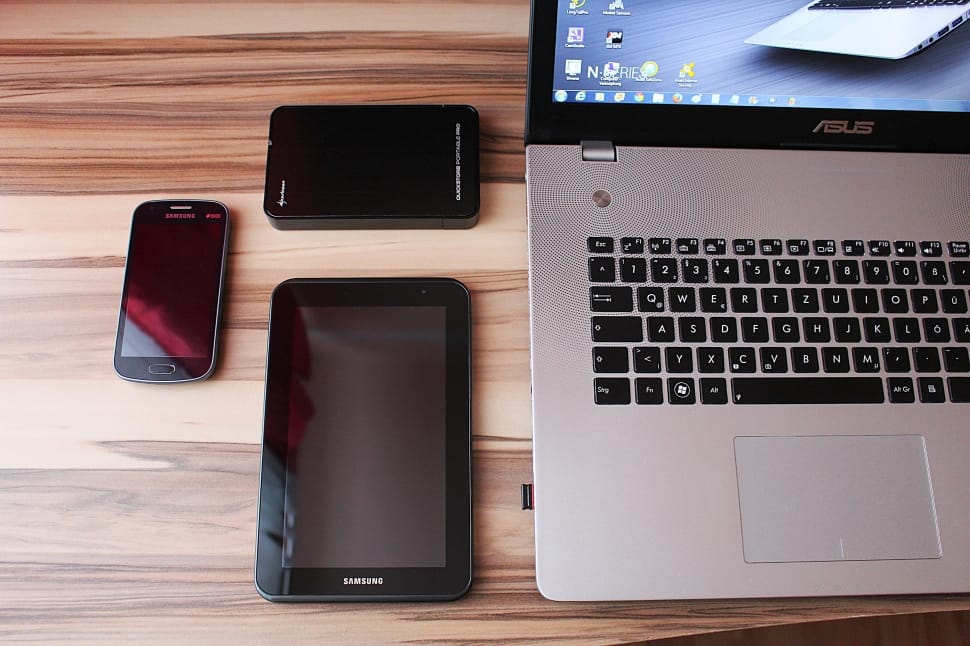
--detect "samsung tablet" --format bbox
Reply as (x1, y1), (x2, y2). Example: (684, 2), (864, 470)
(255, 278), (472, 601)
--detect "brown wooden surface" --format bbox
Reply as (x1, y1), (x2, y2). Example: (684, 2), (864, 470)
(2, 2), (970, 642)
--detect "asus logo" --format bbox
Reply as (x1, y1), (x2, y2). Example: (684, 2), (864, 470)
(813, 120), (875, 135)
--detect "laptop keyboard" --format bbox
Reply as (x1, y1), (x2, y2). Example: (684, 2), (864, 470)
(809, 0), (969, 10)
(588, 237), (970, 406)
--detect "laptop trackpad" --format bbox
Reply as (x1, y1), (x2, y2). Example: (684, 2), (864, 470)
(734, 435), (941, 563)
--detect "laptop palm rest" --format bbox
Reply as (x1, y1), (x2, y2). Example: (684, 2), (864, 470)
(735, 435), (941, 563)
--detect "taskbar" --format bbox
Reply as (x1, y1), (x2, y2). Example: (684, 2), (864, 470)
(552, 89), (970, 112)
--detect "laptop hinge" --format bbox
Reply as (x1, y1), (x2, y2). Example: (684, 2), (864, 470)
(581, 140), (616, 162)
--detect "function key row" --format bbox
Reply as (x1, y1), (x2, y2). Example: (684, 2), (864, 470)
(588, 237), (970, 258)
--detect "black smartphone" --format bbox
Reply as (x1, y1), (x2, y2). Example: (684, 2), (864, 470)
(113, 200), (230, 383)
(263, 105), (480, 229)
(256, 278), (472, 601)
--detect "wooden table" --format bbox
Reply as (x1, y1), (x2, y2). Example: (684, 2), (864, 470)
(2, 2), (970, 642)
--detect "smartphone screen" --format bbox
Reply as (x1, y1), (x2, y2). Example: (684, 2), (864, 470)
(113, 200), (229, 382)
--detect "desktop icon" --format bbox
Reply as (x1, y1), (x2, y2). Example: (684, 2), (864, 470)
(564, 59), (582, 76)
(606, 30), (623, 47)
(567, 27), (585, 44)
(678, 62), (696, 79)
(569, 0), (586, 9)
(639, 60), (659, 79)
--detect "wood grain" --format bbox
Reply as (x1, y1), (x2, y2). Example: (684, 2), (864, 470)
(2, 2), (970, 642)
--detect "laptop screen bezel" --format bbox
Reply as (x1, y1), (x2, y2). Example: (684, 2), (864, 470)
(525, 0), (970, 153)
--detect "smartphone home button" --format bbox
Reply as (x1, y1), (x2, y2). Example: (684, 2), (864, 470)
(148, 363), (176, 375)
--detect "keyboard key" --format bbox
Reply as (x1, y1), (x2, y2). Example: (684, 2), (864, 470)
(912, 290), (939, 313)
(635, 378), (664, 404)
(733, 238), (756, 255)
(941, 289), (968, 313)
(729, 347), (756, 373)
(791, 347), (820, 373)
(869, 240), (891, 256)
(669, 287), (697, 312)
(730, 377), (884, 404)
(741, 317), (769, 343)
(924, 318), (951, 343)
(887, 377), (916, 403)
(921, 241), (943, 257)
(842, 240), (865, 256)
(730, 287), (758, 312)
(700, 287), (728, 313)
(682, 258), (709, 283)
(638, 287), (665, 312)
(786, 239), (809, 255)
(588, 237), (613, 253)
(704, 238), (726, 255)
(676, 238), (699, 254)
(792, 288), (820, 313)
(760, 239), (783, 255)
(650, 257), (678, 282)
(944, 347), (970, 373)
(803, 317), (831, 343)
(852, 347), (881, 373)
(665, 347), (694, 373)
(883, 347), (911, 373)
(895, 241), (917, 257)
(697, 347), (725, 373)
(863, 259), (890, 284)
(668, 378), (697, 404)
(700, 378), (728, 404)
(621, 237), (644, 254)
(833, 317), (861, 343)
(913, 347), (941, 373)
(833, 260), (860, 284)
(761, 288), (789, 313)
(773, 259), (800, 284)
(590, 286), (633, 312)
(948, 377), (970, 403)
(648, 237), (672, 254)
(633, 346), (661, 373)
(892, 260), (919, 285)
(814, 239), (837, 255)
(921, 261), (948, 285)
(589, 257), (616, 282)
(949, 241), (970, 257)
(619, 257), (647, 282)
(594, 378), (631, 405)
(882, 289), (909, 313)
(863, 317), (891, 343)
(678, 317), (706, 342)
(712, 258), (740, 283)
(893, 318), (921, 343)
(592, 316), (642, 342)
(955, 318), (970, 342)
(851, 288), (879, 313)
(918, 377), (946, 403)
(646, 316), (675, 342)
(803, 260), (830, 284)
(822, 347), (851, 373)
(772, 317), (800, 343)
(951, 261), (970, 285)
(760, 347), (788, 373)
(710, 317), (739, 343)
(593, 347), (629, 373)
(742, 259), (770, 283)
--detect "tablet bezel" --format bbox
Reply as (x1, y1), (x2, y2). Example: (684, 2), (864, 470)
(255, 278), (472, 601)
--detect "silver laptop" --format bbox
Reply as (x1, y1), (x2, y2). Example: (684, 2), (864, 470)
(746, 0), (970, 60)
(525, 0), (970, 601)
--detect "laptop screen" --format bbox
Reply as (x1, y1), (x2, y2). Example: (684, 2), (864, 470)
(528, 0), (970, 150)
(550, 0), (970, 112)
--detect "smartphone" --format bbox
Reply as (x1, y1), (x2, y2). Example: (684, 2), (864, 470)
(256, 278), (472, 601)
(113, 200), (230, 383)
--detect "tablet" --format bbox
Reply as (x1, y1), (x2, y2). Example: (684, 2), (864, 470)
(255, 278), (472, 601)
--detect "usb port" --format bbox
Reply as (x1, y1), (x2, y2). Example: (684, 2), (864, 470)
(938, 25), (950, 38)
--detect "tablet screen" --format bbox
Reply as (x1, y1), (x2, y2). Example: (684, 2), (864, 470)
(256, 278), (472, 601)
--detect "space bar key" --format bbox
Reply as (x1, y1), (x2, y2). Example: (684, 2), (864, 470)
(731, 377), (885, 404)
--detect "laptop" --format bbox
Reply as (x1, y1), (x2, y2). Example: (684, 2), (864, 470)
(746, 0), (970, 60)
(525, 0), (970, 600)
